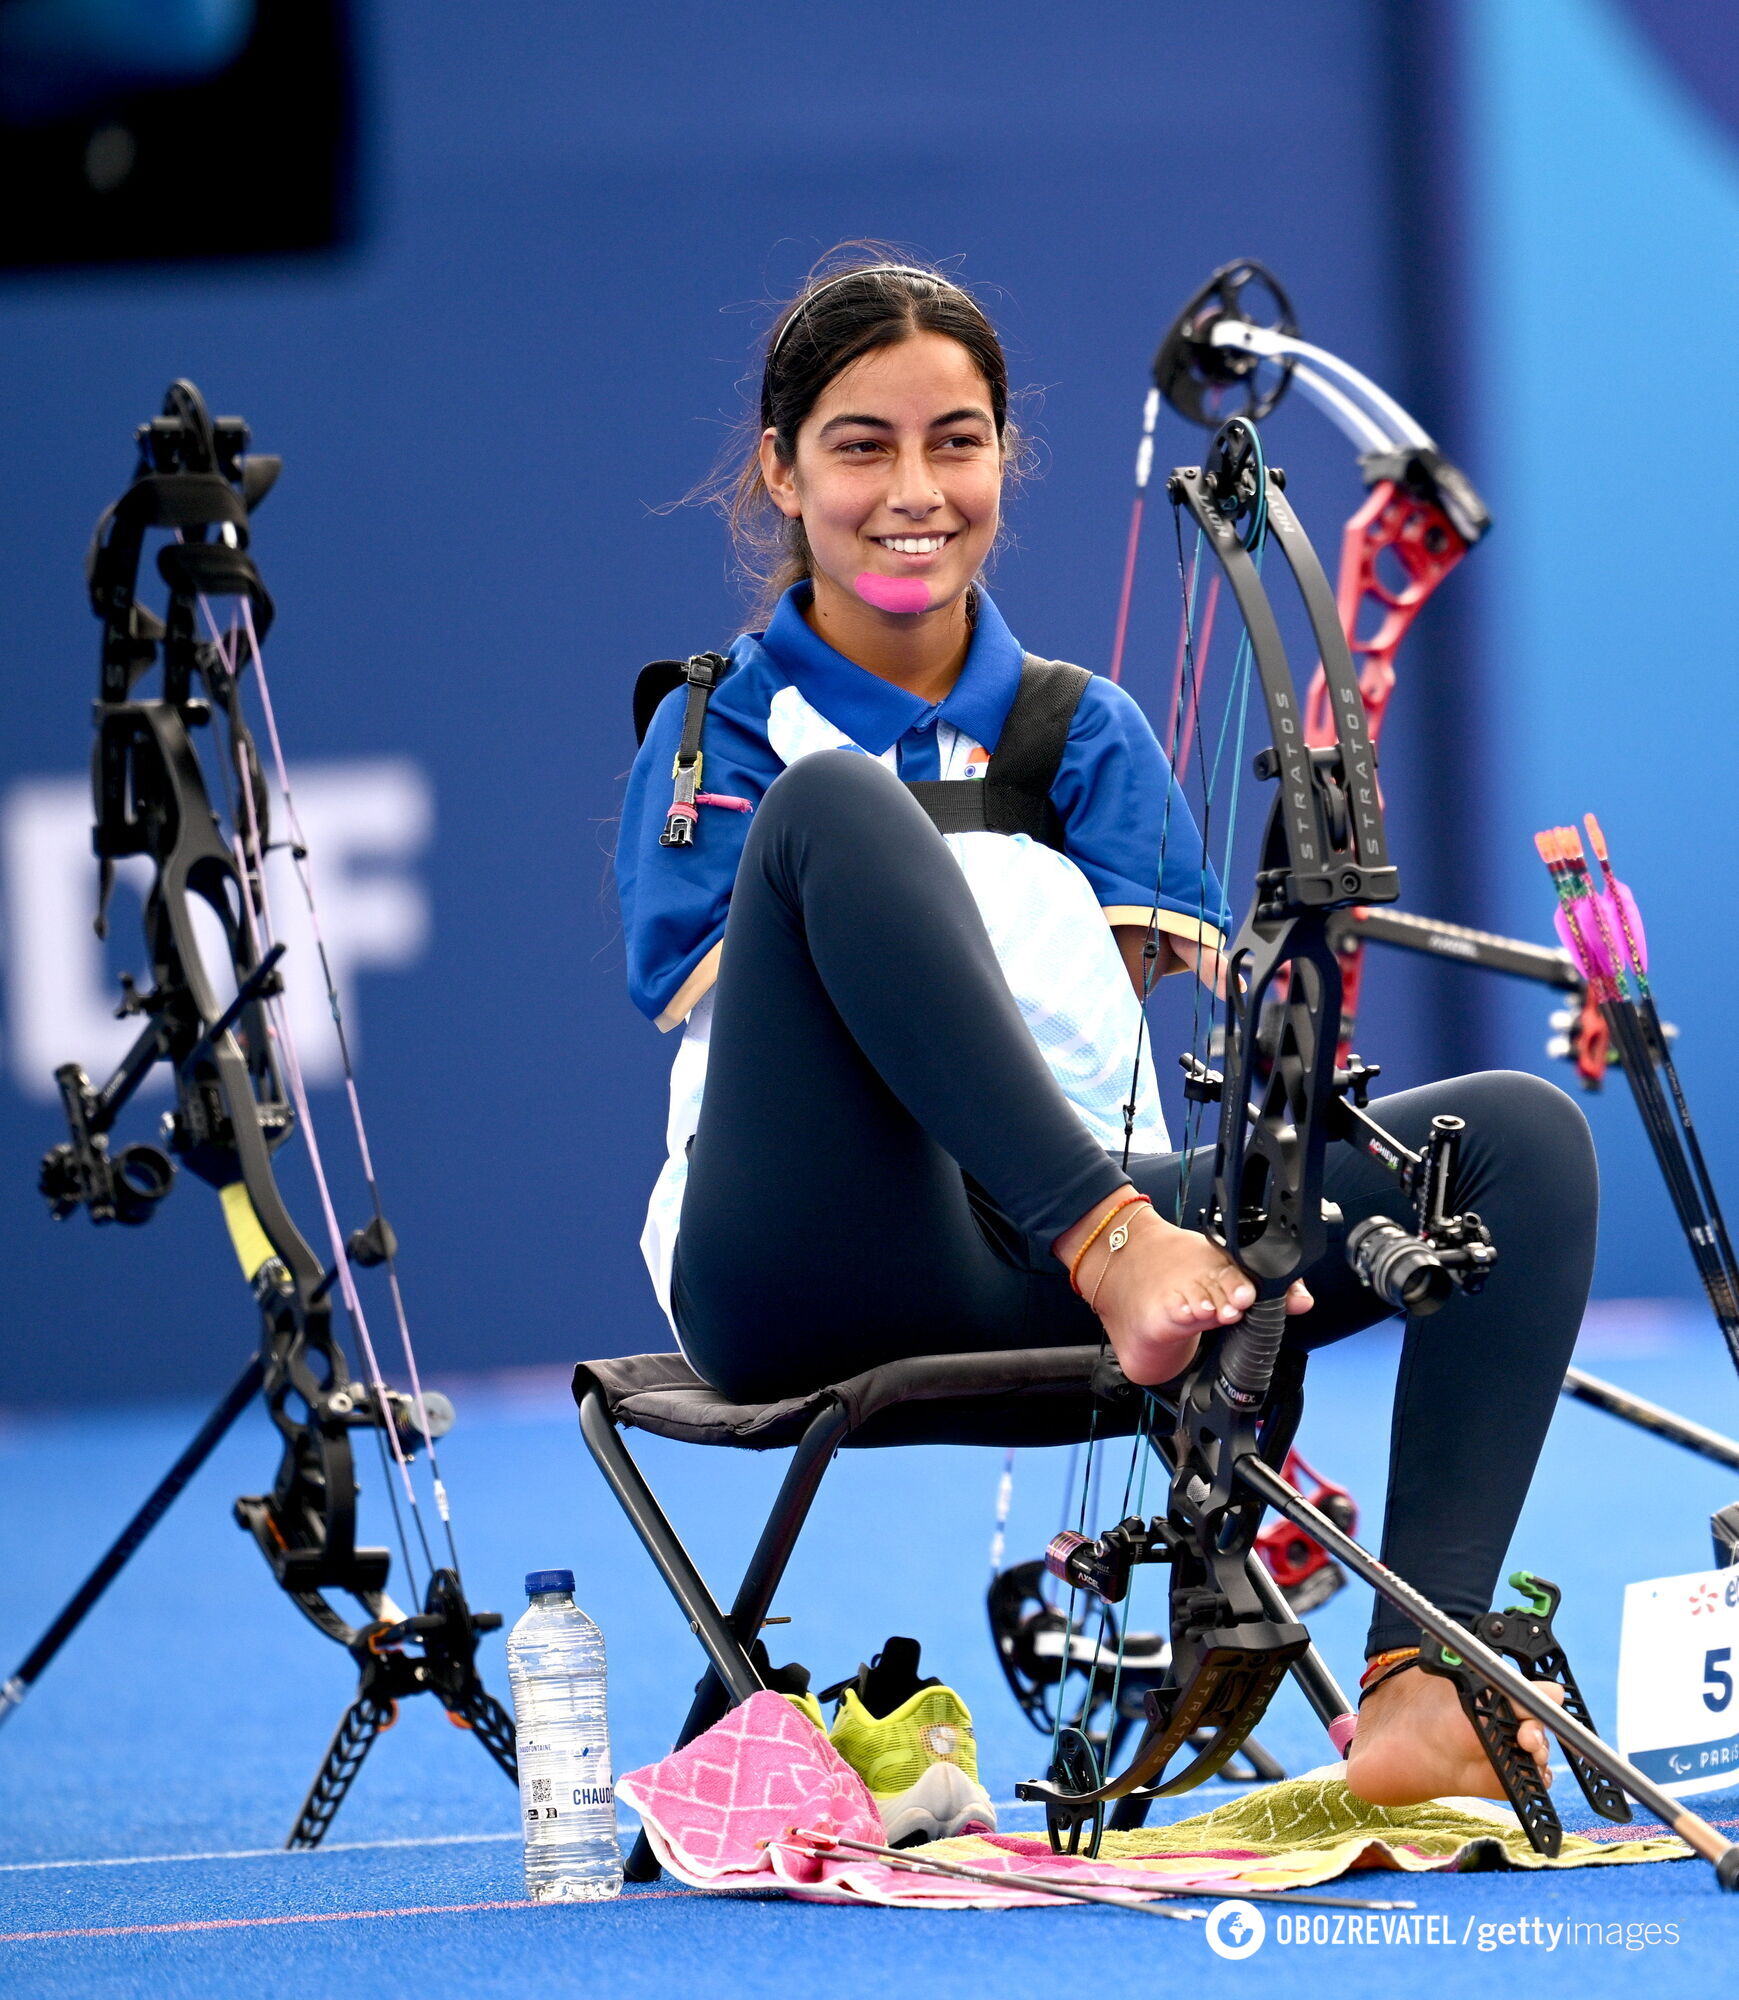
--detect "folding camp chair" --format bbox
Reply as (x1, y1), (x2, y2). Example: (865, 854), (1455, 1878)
(574, 1344), (1346, 1882)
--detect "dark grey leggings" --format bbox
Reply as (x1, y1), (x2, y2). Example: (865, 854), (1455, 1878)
(672, 753), (1598, 1652)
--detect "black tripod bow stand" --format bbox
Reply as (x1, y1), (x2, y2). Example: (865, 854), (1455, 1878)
(2, 382), (516, 1847)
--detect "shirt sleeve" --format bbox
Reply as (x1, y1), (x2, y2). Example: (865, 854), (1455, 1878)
(616, 659), (781, 1027)
(1048, 675), (1231, 943)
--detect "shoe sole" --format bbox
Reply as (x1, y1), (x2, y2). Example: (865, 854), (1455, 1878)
(876, 1761), (998, 1847)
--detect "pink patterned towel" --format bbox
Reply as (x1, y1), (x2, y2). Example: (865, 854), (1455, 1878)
(615, 1691), (883, 1894)
(615, 1692), (1245, 1908)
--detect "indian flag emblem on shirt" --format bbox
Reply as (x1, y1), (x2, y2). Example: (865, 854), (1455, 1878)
(964, 745), (991, 779)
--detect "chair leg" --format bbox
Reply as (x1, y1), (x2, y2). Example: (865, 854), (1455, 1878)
(724, 1401), (854, 1635)
(578, 1387), (763, 1704)
(590, 1397), (852, 1883)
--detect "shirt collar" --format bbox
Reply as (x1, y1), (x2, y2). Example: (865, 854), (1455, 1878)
(757, 584), (1025, 756)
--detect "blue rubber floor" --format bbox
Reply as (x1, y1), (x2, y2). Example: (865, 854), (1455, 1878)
(3, 1304), (1737, 1996)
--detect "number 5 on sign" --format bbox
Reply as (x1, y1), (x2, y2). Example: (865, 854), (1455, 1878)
(1617, 1566), (1739, 1797)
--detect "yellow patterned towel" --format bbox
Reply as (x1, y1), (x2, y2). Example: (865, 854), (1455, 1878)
(920, 1773), (1694, 1892)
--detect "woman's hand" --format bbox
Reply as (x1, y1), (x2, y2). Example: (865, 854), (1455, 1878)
(1054, 1195), (1312, 1387)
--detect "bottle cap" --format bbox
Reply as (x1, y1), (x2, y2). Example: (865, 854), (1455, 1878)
(524, 1568), (575, 1595)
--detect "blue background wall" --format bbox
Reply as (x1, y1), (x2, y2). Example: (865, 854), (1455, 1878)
(1467, 0), (1739, 1305)
(0, 0), (1644, 1406)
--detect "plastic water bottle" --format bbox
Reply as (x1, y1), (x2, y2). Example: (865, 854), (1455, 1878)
(506, 1569), (623, 1902)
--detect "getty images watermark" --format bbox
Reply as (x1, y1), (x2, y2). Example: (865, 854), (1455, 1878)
(1204, 1899), (1683, 1958)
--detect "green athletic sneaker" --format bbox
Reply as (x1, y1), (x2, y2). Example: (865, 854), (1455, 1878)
(824, 1638), (997, 1845)
(784, 1690), (826, 1732)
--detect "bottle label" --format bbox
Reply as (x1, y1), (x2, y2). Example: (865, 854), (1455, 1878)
(518, 1733), (614, 1823)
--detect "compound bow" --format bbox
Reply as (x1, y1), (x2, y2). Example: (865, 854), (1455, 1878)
(986, 262), (1489, 1721)
(3, 381), (516, 1848)
(1013, 415), (1739, 1893)
(1153, 261), (1739, 1539)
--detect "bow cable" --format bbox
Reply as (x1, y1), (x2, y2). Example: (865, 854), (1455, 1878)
(1053, 428), (1270, 1794)
(237, 591), (459, 1547)
(196, 588), (460, 1590)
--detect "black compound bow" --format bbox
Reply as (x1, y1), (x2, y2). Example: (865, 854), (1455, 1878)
(1155, 259), (1739, 1558)
(988, 260), (1494, 1706)
(2, 381), (516, 1848)
(1013, 416), (1739, 1894)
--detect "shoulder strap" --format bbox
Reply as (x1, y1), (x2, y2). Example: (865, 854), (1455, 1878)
(905, 654), (1091, 852)
(983, 655), (1092, 840)
(635, 652), (729, 849)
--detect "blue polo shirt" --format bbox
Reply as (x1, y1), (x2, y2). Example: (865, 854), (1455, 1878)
(618, 583), (1230, 1328)
(618, 584), (1227, 1030)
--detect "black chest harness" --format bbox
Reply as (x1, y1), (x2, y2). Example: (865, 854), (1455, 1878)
(633, 651), (1092, 852)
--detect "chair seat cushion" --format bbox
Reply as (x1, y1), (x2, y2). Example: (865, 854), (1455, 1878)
(573, 1345), (1151, 1451)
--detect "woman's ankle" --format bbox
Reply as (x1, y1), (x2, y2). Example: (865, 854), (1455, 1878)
(1051, 1188), (1138, 1278)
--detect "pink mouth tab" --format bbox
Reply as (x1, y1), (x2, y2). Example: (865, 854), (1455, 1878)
(854, 572), (931, 616)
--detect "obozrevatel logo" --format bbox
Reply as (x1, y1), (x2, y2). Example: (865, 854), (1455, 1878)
(1205, 1899), (1266, 1958)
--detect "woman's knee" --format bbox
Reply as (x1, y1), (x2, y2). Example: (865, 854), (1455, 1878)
(1454, 1068), (1592, 1151)
(756, 748), (913, 834)
(1446, 1068), (1598, 1217)
(745, 750), (940, 889)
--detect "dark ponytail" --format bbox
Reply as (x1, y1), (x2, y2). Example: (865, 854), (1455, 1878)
(721, 248), (1020, 618)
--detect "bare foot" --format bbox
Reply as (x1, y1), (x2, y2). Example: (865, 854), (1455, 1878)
(1345, 1659), (1566, 1806)
(1052, 1194), (1313, 1386)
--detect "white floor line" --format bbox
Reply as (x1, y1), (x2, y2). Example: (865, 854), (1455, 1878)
(0, 1829), (545, 1873)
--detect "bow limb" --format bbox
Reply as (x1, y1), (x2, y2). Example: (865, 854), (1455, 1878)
(1152, 260), (1490, 1065)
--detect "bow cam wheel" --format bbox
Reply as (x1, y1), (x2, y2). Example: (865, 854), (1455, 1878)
(1154, 259), (1298, 428)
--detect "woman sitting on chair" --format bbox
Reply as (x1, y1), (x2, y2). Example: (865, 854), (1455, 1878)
(617, 254), (1590, 1823)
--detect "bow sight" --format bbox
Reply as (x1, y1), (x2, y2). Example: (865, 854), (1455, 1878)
(1016, 417), (1739, 1893)
(4, 381), (517, 1849)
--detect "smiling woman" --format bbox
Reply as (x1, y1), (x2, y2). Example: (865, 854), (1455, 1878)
(730, 259), (1020, 636)
(759, 329), (1001, 682)
(612, 251), (1602, 1827)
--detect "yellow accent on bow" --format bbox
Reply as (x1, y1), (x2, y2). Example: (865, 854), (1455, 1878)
(219, 1182), (276, 1281)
